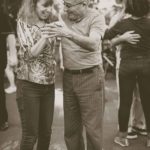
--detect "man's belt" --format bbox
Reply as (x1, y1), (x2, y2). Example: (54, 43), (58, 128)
(65, 65), (98, 74)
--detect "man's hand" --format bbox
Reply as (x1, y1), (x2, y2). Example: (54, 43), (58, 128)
(41, 19), (72, 38)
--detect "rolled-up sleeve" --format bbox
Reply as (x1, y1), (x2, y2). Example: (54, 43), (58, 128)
(90, 14), (107, 39)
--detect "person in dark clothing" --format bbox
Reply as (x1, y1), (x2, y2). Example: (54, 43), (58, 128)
(2, 0), (22, 32)
(0, 2), (17, 131)
(104, 0), (150, 147)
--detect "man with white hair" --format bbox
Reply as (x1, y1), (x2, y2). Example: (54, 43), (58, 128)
(42, 0), (106, 149)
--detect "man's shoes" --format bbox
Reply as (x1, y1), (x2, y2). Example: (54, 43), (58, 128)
(132, 126), (147, 136)
(127, 131), (138, 139)
(0, 122), (9, 131)
(114, 136), (129, 147)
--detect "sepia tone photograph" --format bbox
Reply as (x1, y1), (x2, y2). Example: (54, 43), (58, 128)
(0, 0), (150, 149)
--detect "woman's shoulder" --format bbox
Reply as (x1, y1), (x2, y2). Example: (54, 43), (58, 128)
(17, 18), (32, 27)
(113, 17), (132, 29)
(126, 16), (150, 25)
(17, 18), (29, 29)
(17, 18), (38, 33)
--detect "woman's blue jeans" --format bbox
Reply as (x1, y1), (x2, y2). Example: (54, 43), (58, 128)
(16, 79), (55, 150)
(118, 57), (150, 133)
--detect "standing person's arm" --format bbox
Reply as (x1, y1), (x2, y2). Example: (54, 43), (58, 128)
(7, 33), (18, 66)
(111, 31), (141, 47)
(102, 31), (141, 51)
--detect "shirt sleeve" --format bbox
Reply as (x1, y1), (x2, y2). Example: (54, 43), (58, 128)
(90, 13), (107, 38)
(17, 20), (34, 51)
(104, 21), (123, 40)
(17, 20), (36, 60)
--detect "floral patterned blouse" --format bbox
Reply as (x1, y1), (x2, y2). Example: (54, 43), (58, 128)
(16, 19), (56, 85)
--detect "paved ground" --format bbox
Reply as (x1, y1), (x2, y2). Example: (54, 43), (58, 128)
(0, 70), (149, 150)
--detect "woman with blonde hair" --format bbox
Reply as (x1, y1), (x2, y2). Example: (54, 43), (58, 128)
(16, 0), (58, 149)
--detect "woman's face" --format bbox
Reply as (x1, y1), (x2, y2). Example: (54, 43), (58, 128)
(35, 0), (53, 21)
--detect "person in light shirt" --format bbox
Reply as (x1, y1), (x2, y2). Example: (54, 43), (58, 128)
(42, 0), (106, 149)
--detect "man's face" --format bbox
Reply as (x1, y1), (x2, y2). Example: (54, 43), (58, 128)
(63, 1), (85, 21)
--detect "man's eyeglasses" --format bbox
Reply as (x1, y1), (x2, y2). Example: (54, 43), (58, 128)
(64, 2), (83, 8)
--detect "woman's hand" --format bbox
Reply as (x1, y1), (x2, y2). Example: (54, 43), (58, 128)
(120, 31), (141, 44)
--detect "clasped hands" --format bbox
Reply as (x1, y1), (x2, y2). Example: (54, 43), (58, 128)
(41, 20), (72, 39)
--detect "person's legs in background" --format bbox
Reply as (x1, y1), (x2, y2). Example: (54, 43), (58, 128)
(115, 49), (121, 108)
(5, 51), (16, 94)
(137, 59), (150, 147)
(114, 59), (136, 147)
(0, 66), (9, 131)
(127, 83), (147, 139)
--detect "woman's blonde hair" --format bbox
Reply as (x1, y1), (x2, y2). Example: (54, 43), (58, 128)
(18, 0), (37, 23)
(17, 0), (57, 24)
